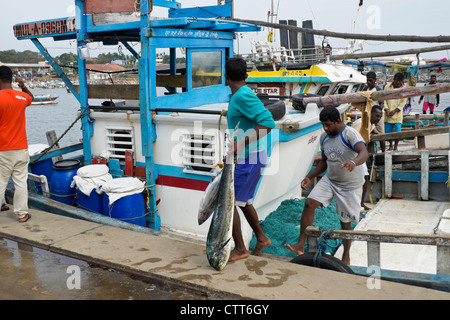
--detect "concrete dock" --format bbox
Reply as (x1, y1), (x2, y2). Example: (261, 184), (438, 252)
(0, 207), (448, 300)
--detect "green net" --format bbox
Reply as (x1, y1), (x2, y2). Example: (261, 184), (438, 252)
(250, 198), (358, 258)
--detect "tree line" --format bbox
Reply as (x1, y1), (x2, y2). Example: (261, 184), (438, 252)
(0, 50), (137, 67)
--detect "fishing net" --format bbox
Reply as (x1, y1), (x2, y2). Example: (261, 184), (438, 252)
(250, 198), (359, 258)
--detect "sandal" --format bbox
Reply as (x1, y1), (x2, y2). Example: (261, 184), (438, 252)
(1, 204), (9, 212)
(18, 213), (31, 223)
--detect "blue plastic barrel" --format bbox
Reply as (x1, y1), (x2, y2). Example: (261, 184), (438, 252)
(28, 144), (54, 194)
(29, 158), (53, 194)
(50, 159), (81, 206)
(73, 164), (110, 215)
(102, 193), (147, 227)
(77, 190), (103, 214)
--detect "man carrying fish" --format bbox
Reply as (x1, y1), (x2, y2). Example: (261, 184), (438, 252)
(285, 107), (368, 265)
(225, 57), (276, 262)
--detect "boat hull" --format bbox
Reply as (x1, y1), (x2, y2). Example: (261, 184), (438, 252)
(88, 102), (338, 245)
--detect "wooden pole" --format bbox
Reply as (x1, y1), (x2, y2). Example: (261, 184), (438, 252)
(226, 17), (450, 43)
(301, 83), (450, 108)
(329, 44), (450, 60)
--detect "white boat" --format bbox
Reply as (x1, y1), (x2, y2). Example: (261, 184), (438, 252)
(31, 94), (59, 105)
(12, 1), (352, 249)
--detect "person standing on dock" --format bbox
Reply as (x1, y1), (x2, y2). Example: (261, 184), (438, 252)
(0, 66), (33, 223)
(225, 57), (275, 262)
(285, 107), (368, 265)
(351, 105), (384, 210)
(418, 75), (440, 115)
(383, 72), (407, 151)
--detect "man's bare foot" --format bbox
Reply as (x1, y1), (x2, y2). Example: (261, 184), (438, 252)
(361, 204), (370, 211)
(342, 256), (350, 265)
(251, 238), (271, 256)
(284, 243), (304, 256)
(228, 249), (249, 262)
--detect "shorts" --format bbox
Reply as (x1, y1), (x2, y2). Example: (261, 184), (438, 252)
(384, 122), (401, 133)
(308, 175), (362, 224)
(423, 102), (435, 113)
(234, 151), (267, 206)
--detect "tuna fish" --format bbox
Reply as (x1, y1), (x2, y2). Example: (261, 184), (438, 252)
(205, 123), (238, 271)
(205, 155), (235, 271)
(197, 170), (222, 225)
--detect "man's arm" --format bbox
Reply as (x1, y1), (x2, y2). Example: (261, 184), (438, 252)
(341, 142), (369, 172)
(15, 77), (33, 100)
(301, 154), (327, 190)
(232, 124), (272, 156)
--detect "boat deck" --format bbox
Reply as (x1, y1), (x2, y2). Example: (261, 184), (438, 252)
(335, 199), (450, 274)
(0, 206), (448, 300)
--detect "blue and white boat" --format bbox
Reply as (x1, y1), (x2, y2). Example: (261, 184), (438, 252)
(13, 0), (338, 246)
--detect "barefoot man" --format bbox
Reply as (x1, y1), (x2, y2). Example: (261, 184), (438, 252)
(225, 57), (275, 261)
(285, 107), (368, 265)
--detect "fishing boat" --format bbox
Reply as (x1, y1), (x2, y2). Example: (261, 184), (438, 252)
(9, 0), (450, 293)
(12, 0), (341, 247)
(31, 94), (59, 105)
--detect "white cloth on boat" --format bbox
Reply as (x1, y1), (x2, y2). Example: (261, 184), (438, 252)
(70, 164), (112, 196)
(101, 177), (145, 205)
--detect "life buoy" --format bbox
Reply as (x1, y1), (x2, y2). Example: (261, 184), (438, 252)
(261, 99), (286, 121)
(290, 252), (354, 274)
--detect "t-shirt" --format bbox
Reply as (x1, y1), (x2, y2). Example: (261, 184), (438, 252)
(320, 125), (365, 190)
(227, 86), (276, 158)
(0, 89), (32, 151)
(384, 83), (407, 124)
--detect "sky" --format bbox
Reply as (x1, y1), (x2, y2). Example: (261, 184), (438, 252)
(2, 0), (450, 61)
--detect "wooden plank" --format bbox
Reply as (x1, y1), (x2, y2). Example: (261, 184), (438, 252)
(85, 0), (138, 14)
(227, 17), (450, 43)
(73, 77), (186, 99)
(385, 151), (392, 198)
(305, 226), (450, 246)
(437, 246), (450, 275)
(421, 151), (429, 200)
(302, 84), (450, 108)
(371, 126), (450, 142)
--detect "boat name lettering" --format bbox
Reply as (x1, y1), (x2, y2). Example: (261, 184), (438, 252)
(163, 29), (219, 39)
(13, 18), (76, 38)
(284, 70), (305, 77)
(252, 87), (280, 95)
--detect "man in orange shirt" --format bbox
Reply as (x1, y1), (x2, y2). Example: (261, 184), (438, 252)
(0, 66), (33, 222)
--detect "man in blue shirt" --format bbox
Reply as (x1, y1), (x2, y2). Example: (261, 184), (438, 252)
(225, 57), (275, 262)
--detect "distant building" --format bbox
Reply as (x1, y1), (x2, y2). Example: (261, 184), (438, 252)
(0, 61), (51, 76)
(85, 64), (125, 81)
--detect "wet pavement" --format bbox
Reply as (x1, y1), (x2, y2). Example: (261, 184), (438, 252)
(0, 237), (211, 300)
(1, 206), (448, 300)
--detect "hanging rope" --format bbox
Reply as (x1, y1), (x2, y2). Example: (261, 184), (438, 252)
(29, 107), (91, 165)
(312, 227), (341, 267)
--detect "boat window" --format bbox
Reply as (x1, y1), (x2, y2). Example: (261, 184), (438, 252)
(191, 51), (222, 89)
(331, 85), (349, 95)
(316, 85), (330, 96)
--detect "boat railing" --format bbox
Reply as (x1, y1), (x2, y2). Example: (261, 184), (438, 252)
(305, 226), (450, 275)
(248, 39), (327, 67)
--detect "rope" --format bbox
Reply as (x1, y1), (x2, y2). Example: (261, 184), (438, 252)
(29, 107), (91, 165)
(313, 228), (339, 267)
